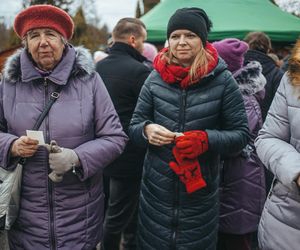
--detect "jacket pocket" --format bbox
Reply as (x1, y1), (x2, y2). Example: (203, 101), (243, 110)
(267, 179), (289, 204)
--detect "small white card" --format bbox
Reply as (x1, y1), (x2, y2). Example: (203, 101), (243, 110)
(26, 130), (45, 145)
(175, 132), (184, 138)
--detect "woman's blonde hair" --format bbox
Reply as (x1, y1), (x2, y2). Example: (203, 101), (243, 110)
(287, 39), (300, 87)
(163, 45), (215, 83)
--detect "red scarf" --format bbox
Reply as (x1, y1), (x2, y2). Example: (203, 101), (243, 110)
(153, 42), (218, 89)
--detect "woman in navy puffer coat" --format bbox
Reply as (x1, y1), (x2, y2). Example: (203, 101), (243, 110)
(129, 8), (249, 250)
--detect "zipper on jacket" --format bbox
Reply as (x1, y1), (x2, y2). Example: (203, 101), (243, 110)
(268, 178), (278, 199)
(171, 180), (179, 250)
(171, 90), (187, 249)
(44, 78), (57, 250)
(179, 90), (186, 132)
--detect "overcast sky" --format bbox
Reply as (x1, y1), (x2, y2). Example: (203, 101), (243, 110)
(1, 1), (298, 31)
(0, 0), (139, 31)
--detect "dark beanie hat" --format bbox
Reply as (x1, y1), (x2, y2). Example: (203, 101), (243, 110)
(14, 4), (74, 40)
(213, 38), (249, 73)
(167, 7), (212, 46)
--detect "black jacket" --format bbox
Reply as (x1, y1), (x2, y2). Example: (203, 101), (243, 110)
(129, 58), (249, 249)
(244, 49), (284, 121)
(96, 42), (151, 177)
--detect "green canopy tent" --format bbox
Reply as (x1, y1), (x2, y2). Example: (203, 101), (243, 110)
(141, 0), (300, 43)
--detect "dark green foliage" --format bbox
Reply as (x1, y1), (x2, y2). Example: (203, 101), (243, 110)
(71, 7), (109, 53)
(22, 0), (73, 13)
(0, 24), (21, 52)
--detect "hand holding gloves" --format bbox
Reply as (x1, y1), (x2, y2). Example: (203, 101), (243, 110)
(175, 130), (208, 159)
(169, 130), (208, 194)
(46, 140), (80, 182)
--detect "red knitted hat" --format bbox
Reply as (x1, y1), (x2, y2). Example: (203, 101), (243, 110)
(14, 4), (74, 40)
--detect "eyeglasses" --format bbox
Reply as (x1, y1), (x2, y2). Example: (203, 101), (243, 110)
(27, 29), (61, 43)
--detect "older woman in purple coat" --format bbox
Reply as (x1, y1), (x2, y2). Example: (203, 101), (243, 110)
(0, 5), (127, 250)
(213, 39), (267, 250)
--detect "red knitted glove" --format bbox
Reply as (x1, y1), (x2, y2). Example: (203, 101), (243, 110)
(175, 130), (208, 159)
(169, 147), (206, 193)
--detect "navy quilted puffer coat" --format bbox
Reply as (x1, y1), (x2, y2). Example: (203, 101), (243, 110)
(129, 58), (249, 250)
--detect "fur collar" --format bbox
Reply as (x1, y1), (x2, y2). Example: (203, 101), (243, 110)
(234, 61), (266, 96)
(3, 45), (94, 83)
(288, 39), (300, 86)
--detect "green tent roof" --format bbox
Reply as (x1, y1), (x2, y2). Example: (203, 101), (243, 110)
(141, 0), (300, 42)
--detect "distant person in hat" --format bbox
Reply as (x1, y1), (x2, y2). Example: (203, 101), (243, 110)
(142, 42), (158, 62)
(213, 38), (266, 250)
(142, 42), (158, 69)
(0, 4), (127, 249)
(128, 8), (249, 249)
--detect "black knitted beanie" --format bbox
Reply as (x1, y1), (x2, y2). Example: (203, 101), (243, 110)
(167, 7), (212, 46)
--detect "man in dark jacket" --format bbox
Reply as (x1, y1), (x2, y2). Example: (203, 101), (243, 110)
(96, 18), (151, 250)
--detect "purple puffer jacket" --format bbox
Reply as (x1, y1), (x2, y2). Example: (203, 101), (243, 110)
(219, 61), (266, 234)
(0, 45), (128, 249)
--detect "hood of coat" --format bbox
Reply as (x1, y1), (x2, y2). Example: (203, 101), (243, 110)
(244, 49), (277, 76)
(233, 60), (266, 96)
(3, 45), (94, 84)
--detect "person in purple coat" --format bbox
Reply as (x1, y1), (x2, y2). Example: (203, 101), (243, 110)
(213, 39), (267, 250)
(0, 5), (127, 250)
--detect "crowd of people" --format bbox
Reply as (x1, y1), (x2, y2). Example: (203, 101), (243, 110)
(0, 3), (299, 250)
